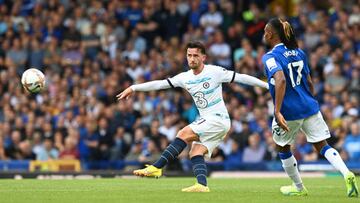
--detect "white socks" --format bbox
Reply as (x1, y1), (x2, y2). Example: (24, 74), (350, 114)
(323, 147), (349, 176)
(279, 145), (350, 192)
(281, 155), (304, 191)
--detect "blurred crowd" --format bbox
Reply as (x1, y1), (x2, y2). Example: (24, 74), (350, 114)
(0, 0), (359, 171)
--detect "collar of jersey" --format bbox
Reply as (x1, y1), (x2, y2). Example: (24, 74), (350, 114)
(191, 65), (206, 76)
(273, 43), (284, 49)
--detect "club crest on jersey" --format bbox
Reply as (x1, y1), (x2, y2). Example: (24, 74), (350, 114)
(203, 82), (210, 89)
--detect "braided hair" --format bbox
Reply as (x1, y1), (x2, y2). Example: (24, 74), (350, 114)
(268, 18), (298, 49)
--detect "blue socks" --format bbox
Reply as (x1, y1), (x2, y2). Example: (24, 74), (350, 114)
(319, 145), (331, 156)
(153, 138), (187, 168)
(191, 155), (207, 186)
(278, 151), (292, 160)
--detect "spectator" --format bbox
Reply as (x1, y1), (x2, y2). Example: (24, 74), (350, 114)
(224, 141), (242, 170)
(263, 131), (278, 161)
(161, 0), (182, 40)
(36, 138), (59, 161)
(123, 141), (143, 172)
(149, 119), (167, 150)
(18, 140), (36, 160)
(219, 137), (234, 156)
(209, 30), (231, 68)
(325, 64), (347, 95)
(243, 3), (266, 48)
(29, 39), (45, 69)
(187, 0), (203, 28)
(110, 127), (130, 160)
(6, 38), (27, 74)
(5, 130), (22, 159)
(242, 133), (266, 163)
(233, 38), (257, 62)
(200, 1), (223, 35)
(138, 139), (161, 166)
(32, 131), (44, 155)
(136, 7), (158, 49)
(81, 24), (101, 59)
(129, 29), (146, 54)
(0, 137), (8, 160)
(97, 117), (113, 160)
(295, 132), (318, 161)
(81, 121), (100, 160)
(231, 121), (252, 150)
(343, 123), (360, 161)
(159, 116), (177, 141)
(53, 130), (65, 152)
(59, 136), (80, 160)
(121, 0), (143, 28)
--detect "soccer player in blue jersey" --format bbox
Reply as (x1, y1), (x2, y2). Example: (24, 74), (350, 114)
(262, 18), (358, 197)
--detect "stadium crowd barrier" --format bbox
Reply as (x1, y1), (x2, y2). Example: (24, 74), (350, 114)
(0, 160), (359, 172)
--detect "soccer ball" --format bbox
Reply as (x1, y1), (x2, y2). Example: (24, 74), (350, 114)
(21, 68), (46, 93)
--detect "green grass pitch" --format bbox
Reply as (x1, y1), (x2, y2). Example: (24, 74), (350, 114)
(0, 177), (359, 203)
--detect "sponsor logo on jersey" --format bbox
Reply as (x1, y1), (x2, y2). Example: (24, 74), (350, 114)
(185, 77), (211, 85)
(266, 57), (277, 71)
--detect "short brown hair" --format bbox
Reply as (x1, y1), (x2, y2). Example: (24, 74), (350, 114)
(186, 41), (206, 55)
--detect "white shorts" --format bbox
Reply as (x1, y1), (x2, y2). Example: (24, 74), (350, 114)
(272, 111), (331, 147)
(189, 114), (231, 158)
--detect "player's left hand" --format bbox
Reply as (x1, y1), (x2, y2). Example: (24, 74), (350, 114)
(275, 112), (290, 132)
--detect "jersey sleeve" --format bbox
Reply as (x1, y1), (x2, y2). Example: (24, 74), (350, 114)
(262, 53), (283, 78)
(130, 80), (171, 91)
(167, 72), (185, 88)
(212, 65), (236, 83)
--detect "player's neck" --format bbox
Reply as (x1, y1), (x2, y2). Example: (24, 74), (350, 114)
(192, 64), (205, 75)
(271, 40), (282, 49)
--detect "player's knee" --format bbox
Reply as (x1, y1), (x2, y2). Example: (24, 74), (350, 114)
(189, 148), (204, 158)
(189, 145), (208, 158)
(176, 129), (187, 140)
(176, 128), (196, 143)
(276, 144), (290, 152)
(312, 140), (328, 153)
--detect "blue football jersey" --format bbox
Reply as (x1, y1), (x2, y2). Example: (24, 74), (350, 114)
(262, 43), (319, 120)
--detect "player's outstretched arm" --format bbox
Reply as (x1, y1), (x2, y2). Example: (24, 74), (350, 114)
(116, 80), (171, 100)
(234, 73), (269, 89)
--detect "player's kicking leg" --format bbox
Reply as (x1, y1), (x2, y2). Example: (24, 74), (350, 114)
(313, 140), (359, 197)
(181, 144), (210, 192)
(277, 145), (308, 196)
(302, 112), (358, 197)
(133, 126), (197, 178)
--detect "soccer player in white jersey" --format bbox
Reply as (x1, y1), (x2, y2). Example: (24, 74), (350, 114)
(117, 41), (268, 192)
(262, 18), (358, 197)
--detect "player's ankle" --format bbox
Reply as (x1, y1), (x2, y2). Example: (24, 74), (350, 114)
(295, 183), (304, 191)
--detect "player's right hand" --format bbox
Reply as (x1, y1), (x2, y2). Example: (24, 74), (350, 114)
(275, 112), (290, 132)
(116, 87), (134, 100)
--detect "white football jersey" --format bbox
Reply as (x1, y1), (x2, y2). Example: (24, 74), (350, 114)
(167, 64), (235, 117)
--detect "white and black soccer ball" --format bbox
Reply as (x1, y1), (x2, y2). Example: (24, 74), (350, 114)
(21, 68), (46, 93)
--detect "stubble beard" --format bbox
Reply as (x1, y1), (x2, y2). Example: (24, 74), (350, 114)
(189, 63), (199, 70)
